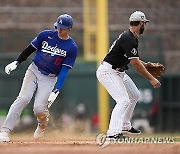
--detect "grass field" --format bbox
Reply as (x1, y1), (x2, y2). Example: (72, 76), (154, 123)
(0, 130), (180, 154)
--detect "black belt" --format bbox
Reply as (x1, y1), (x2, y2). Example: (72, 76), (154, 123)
(112, 66), (125, 72)
(101, 61), (125, 72)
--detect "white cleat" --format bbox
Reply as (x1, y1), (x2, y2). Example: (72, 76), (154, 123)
(33, 124), (45, 140)
(0, 131), (10, 142)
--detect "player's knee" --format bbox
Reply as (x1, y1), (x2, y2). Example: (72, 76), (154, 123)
(33, 105), (46, 115)
(33, 105), (50, 118)
(115, 101), (129, 111)
(116, 99), (129, 106)
(130, 91), (141, 105)
(133, 90), (141, 101)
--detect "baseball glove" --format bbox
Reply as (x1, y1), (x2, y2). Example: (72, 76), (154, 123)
(145, 62), (165, 78)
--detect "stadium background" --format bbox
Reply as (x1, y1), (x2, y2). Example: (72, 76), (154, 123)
(0, 0), (180, 136)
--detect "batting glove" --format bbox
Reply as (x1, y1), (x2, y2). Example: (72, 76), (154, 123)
(5, 61), (19, 75)
(47, 89), (60, 108)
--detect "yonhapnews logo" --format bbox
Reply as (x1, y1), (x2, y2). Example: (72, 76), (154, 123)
(96, 133), (176, 148)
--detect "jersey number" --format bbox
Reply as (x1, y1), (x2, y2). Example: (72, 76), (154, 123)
(54, 57), (62, 66)
(108, 33), (123, 53)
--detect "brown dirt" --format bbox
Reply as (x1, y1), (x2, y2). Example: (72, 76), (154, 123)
(0, 132), (180, 154)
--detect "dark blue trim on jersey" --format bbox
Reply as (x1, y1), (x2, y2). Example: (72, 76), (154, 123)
(56, 65), (70, 90)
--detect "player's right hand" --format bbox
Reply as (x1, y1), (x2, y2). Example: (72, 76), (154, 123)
(5, 61), (18, 75)
(149, 78), (161, 88)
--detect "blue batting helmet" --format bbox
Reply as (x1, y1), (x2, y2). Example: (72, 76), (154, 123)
(54, 14), (73, 29)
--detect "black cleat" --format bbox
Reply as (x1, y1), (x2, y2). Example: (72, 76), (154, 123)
(122, 127), (141, 134)
(106, 133), (128, 141)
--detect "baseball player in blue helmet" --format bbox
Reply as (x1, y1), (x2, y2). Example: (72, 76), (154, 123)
(0, 14), (78, 142)
(54, 14), (73, 29)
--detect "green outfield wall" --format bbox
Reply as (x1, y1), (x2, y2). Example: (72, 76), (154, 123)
(0, 57), (179, 132)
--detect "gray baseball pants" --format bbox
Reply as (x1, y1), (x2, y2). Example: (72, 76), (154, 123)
(1, 63), (57, 132)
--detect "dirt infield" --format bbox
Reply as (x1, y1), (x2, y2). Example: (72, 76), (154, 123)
(0, 132), (180, 154)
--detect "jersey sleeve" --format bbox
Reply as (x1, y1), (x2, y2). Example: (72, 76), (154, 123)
(31, 30), (46, 49)
(62, 45), (78, 69)
(122, 38), (139, 59)
(56, 65), (70, 90)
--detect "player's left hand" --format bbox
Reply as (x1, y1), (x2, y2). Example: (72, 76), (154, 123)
(145, 62), (165, 79)
(47, 89), (59, 108)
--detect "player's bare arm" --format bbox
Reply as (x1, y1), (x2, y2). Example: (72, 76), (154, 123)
(130, 58), (161, 88)
(139, 60), (147, 67)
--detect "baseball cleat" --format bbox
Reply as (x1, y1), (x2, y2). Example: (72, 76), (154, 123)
(0, 131), (10, 142)
(33, 124), (45, 140)
(106, 133), (128, 140)
(122, 127), (141, 134)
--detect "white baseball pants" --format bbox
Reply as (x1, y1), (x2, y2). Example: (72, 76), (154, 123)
(96, 61), (140, 135)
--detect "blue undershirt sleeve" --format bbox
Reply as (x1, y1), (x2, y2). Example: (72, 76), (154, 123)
(55, 66), (70, 91)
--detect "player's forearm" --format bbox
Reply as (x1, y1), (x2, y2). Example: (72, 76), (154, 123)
(56, 66), (70, 91)
(139, 60), (147, 67)
(47, 66), (70, 108)
(16, 44), (36, 64)
(130, 59), (154, 81)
